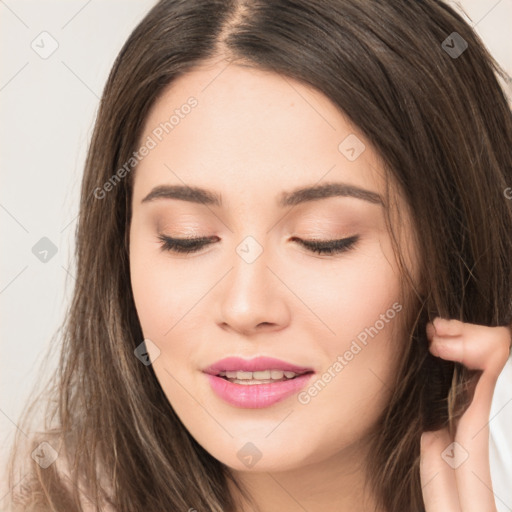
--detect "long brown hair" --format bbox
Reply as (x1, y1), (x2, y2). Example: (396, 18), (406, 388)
(5, 1), (512, 510)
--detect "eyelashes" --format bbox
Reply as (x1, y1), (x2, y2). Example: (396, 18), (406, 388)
(290, 235), (359, 255)
(157, 234), (359, 256)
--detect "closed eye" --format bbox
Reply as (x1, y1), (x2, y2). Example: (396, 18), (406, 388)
(157, 234), (359, 256)
(290, 235), (359, 255)
(157, 235), (218, 254)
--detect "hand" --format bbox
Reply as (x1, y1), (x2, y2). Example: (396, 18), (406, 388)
(420, 317), (512, 512)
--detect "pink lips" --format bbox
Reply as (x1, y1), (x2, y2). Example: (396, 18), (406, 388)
(203, 356), (313, 375)
(203, 356), (315, 409)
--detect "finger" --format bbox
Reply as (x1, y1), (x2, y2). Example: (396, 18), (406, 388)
(427, 321), (511, 512)
(428, 321), (511, 376)
(433, 317), (465, 337)
(453, 376), (498, 512)
(425, 320), (437, 341)
(427, 333), (464, 362)
(420, 429), (461, 512)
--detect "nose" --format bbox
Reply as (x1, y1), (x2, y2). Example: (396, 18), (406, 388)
(216, 239), (291, 336)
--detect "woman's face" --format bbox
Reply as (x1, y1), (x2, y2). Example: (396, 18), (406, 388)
(129, 58), (418, 472)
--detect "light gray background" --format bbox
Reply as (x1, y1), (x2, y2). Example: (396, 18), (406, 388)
(1, 0), (511, 509)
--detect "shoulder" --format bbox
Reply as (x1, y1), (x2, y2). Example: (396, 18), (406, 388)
(16, 433), (117, 512)
(6, 431), (117, 511)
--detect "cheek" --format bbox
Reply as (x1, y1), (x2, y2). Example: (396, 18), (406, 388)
(290, 272), (402, 453)
(336, 264), (396, 318)
(129, 238), (203, 340)
(294, 237), (402, 348)
(129, 248), (169, 339)
(300, 238), (404, 403)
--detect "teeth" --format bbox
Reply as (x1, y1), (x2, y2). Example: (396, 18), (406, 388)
(253, 370), (271, 379)
(217, 369), (303, 381)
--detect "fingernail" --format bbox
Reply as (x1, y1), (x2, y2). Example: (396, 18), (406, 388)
(426, 321), (436, 339)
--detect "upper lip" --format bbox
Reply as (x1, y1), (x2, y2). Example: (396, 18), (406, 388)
(203, 356), (314, 376)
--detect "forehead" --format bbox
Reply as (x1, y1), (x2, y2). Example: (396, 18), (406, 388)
(132, 59), (388, 204)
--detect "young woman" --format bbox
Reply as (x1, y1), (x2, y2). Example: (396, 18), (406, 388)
(5, 0), (512, 511)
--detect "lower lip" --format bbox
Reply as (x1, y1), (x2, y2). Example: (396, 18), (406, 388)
(204, 373), (314, 408)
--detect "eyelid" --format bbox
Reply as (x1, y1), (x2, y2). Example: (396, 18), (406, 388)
(290, 234), (359, 255)
(157, 234), (218, 253)
(157, 234), (359, 256)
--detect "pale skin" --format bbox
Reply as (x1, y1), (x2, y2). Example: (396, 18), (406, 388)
(128, 58), (512, 511)
(421, 318), (512, 512)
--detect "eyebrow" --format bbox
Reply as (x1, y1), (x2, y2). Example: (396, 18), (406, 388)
(141, 181), (383, 207)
